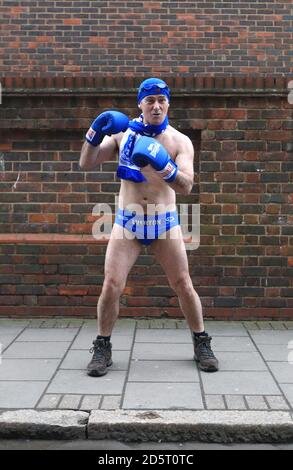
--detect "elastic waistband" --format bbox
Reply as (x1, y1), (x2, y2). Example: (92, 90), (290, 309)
(116, 208), (178, 223)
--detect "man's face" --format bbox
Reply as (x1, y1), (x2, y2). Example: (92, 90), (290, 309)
(139, 94), (169, 125)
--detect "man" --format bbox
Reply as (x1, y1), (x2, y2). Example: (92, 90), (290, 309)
(79, 78), (219, 376)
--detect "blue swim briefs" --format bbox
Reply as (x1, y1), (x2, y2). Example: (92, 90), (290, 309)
(114, 208), (179, 245)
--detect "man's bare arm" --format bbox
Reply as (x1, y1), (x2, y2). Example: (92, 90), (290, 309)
(79, 110), (129, 170)
(168, 169), (194, 195)
(79, 135), (118, 171)
(168, 136), (194, 195)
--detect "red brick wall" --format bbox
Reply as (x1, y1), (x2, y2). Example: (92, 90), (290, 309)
(1, 1), (293, 318)
(0, 77), (292, 319)
(1, 0), (293, 76)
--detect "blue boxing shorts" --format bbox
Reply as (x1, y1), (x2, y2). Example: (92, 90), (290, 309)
(114, 208), (179, 245)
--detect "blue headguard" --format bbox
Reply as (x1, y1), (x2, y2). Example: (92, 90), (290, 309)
(137, 78), (170, 104)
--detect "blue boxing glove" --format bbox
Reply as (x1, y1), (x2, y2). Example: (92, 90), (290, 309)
(85, 110), (129, 146)
(132, 136), (178, 182)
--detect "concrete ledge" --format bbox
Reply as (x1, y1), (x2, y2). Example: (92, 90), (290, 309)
(88, 410), (293, 443)
(0, 410), (89, 440)
(2, 75), (290, 96)
(0, 234), (107, 244)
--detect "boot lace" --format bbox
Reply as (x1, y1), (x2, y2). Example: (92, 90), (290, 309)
(89, 339), (106, 360)
(197, 337), (215, 359)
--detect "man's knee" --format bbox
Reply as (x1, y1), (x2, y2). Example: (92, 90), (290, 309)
(102, 275), (126, 298)
(170, 274), (194, 296)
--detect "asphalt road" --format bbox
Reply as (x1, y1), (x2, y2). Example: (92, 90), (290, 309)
(0, 439), (292, 450)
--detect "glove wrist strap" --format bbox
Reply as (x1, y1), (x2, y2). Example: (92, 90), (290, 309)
(85, 127), (103, 146)
(158, 161), (178, 182)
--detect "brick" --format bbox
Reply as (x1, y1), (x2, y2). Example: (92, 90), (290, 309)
(266, 396), (290, 410)
(80, 395), (102, 410)
(100, 396), (121, 410)
(58, 394), (81, 409)
(37, 394), (61, 409)
(205, 395), (226, 410)
(215, 298), (242, 307)
(225, 395), (247, 410)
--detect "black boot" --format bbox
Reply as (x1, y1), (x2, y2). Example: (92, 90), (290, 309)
(87, 338), (112, 377)
(193, 334), (219, 372)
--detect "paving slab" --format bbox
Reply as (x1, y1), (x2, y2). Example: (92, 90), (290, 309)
(279, 384), (293, 408)
(256, 322), (273, 330)
(245, 396), (268, 410)
(37, 395), (61, 409)
(212, 336), (257, 352)
(128, 360), (200, 382)
(113, 320), (136, 332)
(60, 349), (130, 371)
(225, 395), (246, 410)
(47, 369), (127, 395)
(58, 395), (82, 410)
(201, 371), (281, 395)
(266, 395), (290, 410)
(101, 396), (122, 410)
(257, 344), (291, 362)
(80, 395), (102, 410)
(122, 382), (204, 410)
(135, 329), (191, 343)
(205, 395), (226, 410)
(0, 327), (28, 351)
(15, 328), (79, 342)
(204, 321), (249, 336)
(250, 330), (293, 344)
(215, 351), (267, 371)
(270, 322), (287, 330)
(0, 382), (48, 408)
(0, 326), (27, 341)
(1, 333), (23, 350)
(71, 330), (134, 350)
(132, 342), (193, 361)
(27, 320), (47, 328)
(160, 319), (179, 328)
(242, 321), (260, 330)
(0, 321), (30, 328)
(267, 362), (293, 384)
(3, 341), (71, 359)
(0, 358), (60, 381)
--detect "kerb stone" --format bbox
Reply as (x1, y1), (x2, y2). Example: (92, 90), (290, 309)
(0, 410), (89, 439)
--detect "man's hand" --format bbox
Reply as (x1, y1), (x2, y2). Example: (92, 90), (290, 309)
(85, 111), (129, 147)
(132, 136), (178, 182)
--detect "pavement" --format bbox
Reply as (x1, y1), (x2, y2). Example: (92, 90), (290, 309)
(0, 317), (293, 443)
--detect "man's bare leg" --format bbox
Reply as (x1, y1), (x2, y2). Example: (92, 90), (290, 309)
(151, 226), (204, 332)
(151, 226), (218, 371)
(98, 224), (142, 336)
(87, 224), (142, 377)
